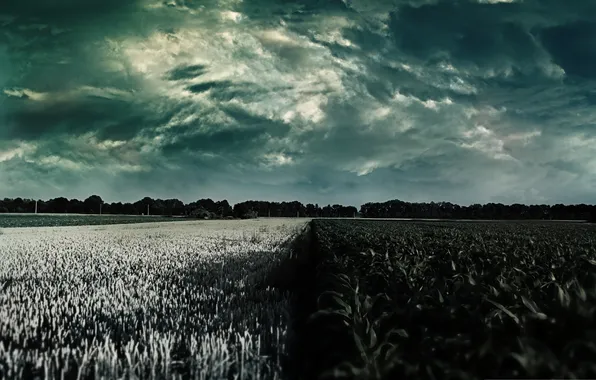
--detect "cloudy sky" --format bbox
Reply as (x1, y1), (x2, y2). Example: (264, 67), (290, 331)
(0, 0), (595, 206)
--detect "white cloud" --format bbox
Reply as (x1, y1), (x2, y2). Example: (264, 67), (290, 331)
(110, 18), (363, 140)
(3, 86), (134, 103)
(258, 29), (306, 47)
(3, 88), (48, 101)
(448, 77), (478, 95)
(262, 152), (294, 168)
(460, 125), (515, 161)
(346, 160), (381, 176)
(293, 95), (328, 124)
(220, 11), (244, 22)
(36, 155), (86, 171)
(460, 125), (542, 162)
(0, 142), (37, 162)
(363, 106), (392, 123)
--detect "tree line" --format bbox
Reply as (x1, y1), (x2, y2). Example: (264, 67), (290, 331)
(0, 196), (358, 219)
(360, 200), (596, 221)
(0, 196), (594, 221)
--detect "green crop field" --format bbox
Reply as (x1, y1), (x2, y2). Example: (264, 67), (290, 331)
(0, 214), (186, 228)
(290, 219), (596, 380)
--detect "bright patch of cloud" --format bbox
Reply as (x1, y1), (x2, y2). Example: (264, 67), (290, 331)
(3, 86), (133, 102)
(220, 11), (243, 23)
(36, 155), (85, 171)
(262, 152), (294, 168)
(461, 125), (541, 161)
(3, 88), (48, 101)
(0, 142), (37, 162)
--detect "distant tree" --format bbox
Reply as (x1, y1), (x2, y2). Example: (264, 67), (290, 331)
(110, 202), (124, 214)
(134, 197), (154, 215)
(83, 195), (103, 214)
(36, 200), (49, 213)
(68, 199), (84, 214)
(101, 203), (112, 214)
(321, 205), (333, 217)
(122, 203), (136, 215)
(12, 198), (24, 213)
(48, 197), (70, 213)
(216, 200), (233, 217)
(0, 199), (8, 213)
(241, 210), (258, 219)
(164, 199), (185, 216)
(151, 199), (166, 215)
(233, 203), (248, 218)
(191, 207), (213, 219)
(197, 199), (217, 214)
(306, 203), (317, 217)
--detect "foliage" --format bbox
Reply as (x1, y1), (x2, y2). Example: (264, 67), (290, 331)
(360, 199), (595, 220)
(294, 219), (596, 380)
(2, 196), (595, 221)
(0, 197), (356, 218)
(190, 206), (215, 219)
(242, 210), (259, 220)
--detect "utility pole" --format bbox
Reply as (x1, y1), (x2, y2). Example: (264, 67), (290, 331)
(35, 200), (38, 214)
(147, 204), (150, 216)
(99, 202), (102, 215)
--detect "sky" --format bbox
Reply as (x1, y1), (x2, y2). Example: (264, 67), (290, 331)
(0, 0), (595, 206)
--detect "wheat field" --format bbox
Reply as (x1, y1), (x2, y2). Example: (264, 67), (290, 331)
(0, 219), (308, 380)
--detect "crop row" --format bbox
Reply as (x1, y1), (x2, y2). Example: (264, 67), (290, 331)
(292, 219), (596, 380)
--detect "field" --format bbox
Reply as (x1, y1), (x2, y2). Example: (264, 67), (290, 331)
(292, 220), (596, 380)
(0, 214), (188, 228)
(0, 219), (307, 379)
(1, 218), (595, 380)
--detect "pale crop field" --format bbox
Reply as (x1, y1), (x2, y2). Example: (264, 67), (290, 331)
(0, 219), (309, 380)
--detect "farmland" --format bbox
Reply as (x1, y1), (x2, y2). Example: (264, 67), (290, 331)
(0, 214), (187, 228)
(291, 219), (596, 380)
(0, 219), (307, 379)
(1, 217), (595, 380)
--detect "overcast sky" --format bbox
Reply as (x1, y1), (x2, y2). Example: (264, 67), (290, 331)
(0, 0), (595, 206)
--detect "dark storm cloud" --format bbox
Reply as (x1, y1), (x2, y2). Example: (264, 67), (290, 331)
(184, 80), (275, 102)
(166, 64), (209, 81)
(1, 0), (596, 205)
(159, 119), (288, 157)
(4, 97), (132, 140)
(541, 21), (596, 79)
(389, 2), (538, 67)
(1, 91), (187, 142)
(156, 104), (293, 164)
(187, 81), (228, 94)
(0, 0), (136, 17)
